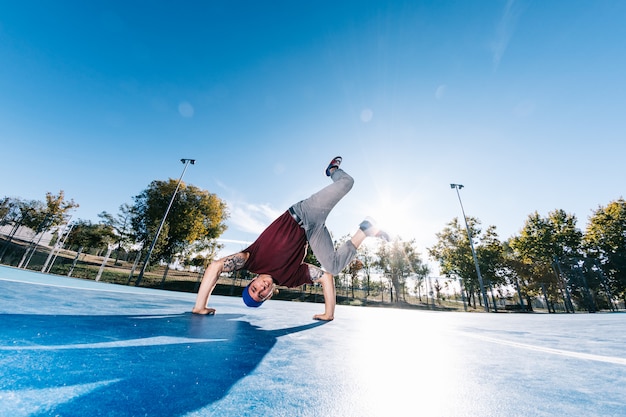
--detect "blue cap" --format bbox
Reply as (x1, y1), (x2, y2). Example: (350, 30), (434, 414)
(242, 284), (264, 308)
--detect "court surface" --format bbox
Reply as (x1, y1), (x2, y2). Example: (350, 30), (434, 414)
(1, 265), (625, 417)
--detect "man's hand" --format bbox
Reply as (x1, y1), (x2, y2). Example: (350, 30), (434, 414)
(305, 270), (336, 322)
(192, 307), (216, 315)
(193, 252), (249, 315)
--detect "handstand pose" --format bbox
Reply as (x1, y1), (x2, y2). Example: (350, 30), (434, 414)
(192, 156), (389, 321)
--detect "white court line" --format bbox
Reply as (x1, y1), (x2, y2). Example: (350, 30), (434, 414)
(0, 336), (227, 351)
(462, 332), (626, 366)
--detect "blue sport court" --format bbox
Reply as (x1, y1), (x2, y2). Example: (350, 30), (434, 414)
(1, 265), (625, 416)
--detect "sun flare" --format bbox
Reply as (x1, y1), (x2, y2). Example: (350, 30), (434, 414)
(361, 188), (415, 242)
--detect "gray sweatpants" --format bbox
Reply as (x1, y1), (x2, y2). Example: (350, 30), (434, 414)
(290, 169), (357, 275)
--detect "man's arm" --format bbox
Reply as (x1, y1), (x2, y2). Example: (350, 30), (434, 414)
(192, 252), (249, 315)
(308, 265), (336, 321)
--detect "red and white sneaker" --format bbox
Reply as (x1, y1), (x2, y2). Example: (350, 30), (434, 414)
(325, 156), (342, 177)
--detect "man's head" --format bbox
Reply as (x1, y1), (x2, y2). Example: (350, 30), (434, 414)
(242, 274), (275, 307)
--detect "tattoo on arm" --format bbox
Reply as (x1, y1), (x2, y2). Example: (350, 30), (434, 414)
(307, 264), (325, 281)
(222, 253), (247, 272)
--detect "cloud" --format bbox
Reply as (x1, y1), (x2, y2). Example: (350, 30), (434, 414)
(216, 238), (254, 245)
(228, 202), (281, 235)
(491, 0), (525, 70)
(215, 180), (281, 239)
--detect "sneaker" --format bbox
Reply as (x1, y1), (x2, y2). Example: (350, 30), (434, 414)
(325, 156), (342, 177)
(359, 217), (390, 242)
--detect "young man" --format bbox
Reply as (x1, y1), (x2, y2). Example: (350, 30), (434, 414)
(192, 156), (389, 321)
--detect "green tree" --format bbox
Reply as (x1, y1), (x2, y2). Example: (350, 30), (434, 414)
(583, 198), (626, 306)
(20, 191), (78, 232)
(43, 191), (78, 227)
(0, 193), (77, 266)
(0, 197), (12, 223)
(66, 220), (117, 254)
(98, 203), (134, 263)
(130, 179), (228, 268)
(429, 217), (482, 308)
(0, 197), (23, 234)
(377, 238), (429, 303)
(356, 243), (376, 298)
(0, 197), (27, 263)
(509, 209), (582, 312)
(501, 242), (533, 311)
(477, 225), (507, 309)
(347, 258), (363, 299)
(65, 220), (117, 277)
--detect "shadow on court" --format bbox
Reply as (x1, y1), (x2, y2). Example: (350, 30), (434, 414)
(0, 312), (325, 416)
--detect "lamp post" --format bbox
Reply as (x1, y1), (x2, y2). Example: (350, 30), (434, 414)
(450, 184), (489, 312)
(134, 158), (195, 286)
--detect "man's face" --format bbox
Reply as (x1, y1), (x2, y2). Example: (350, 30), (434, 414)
(248, 275), (275, 302)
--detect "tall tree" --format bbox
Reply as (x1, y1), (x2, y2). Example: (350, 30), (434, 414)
(0, 192), (77, 230)
(477, 225), (507, 308)
(130, 179), (228, 268)
(347, 258), (363, 299)
(98, 203), (134, 263)
(0, 197), (12, 223)
(64, 220), (117, 276)
(0, 197), (23, 233)
(583, 198), (626, 305)
(17, 191), (78, 232)
(501, 242), (533, 311)
(43, 191), (78, 228)
(509, 209), (582, 311)
(66, 220), (117, 252)
(0, 193), (77, 266)
(429, 217), (481, 307)
(377, 238), (429, 303)
(356, 243), (376, 298)
(0, 197), (27, 262)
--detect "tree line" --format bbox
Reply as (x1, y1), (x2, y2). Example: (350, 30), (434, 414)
(2, 181), (625, 312)
(320, 198), (626, 313)
(428, 200), (626, 312)
(0, 179), (228, 281)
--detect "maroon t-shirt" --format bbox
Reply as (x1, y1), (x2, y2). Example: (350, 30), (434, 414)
(243, 211), (312, 287)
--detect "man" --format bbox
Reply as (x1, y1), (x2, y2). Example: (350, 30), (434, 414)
(192, 156), (389, 321)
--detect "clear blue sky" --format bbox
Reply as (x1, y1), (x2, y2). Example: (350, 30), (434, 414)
(2, 1), (625, 273)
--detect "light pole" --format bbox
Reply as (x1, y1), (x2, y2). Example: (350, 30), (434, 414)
(134, 158), (195, 286)
(450, 184), (489, 312)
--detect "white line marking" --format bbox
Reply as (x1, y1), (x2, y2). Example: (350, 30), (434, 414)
(463, 332), (626, 365)
(0, 336), (226, 351)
